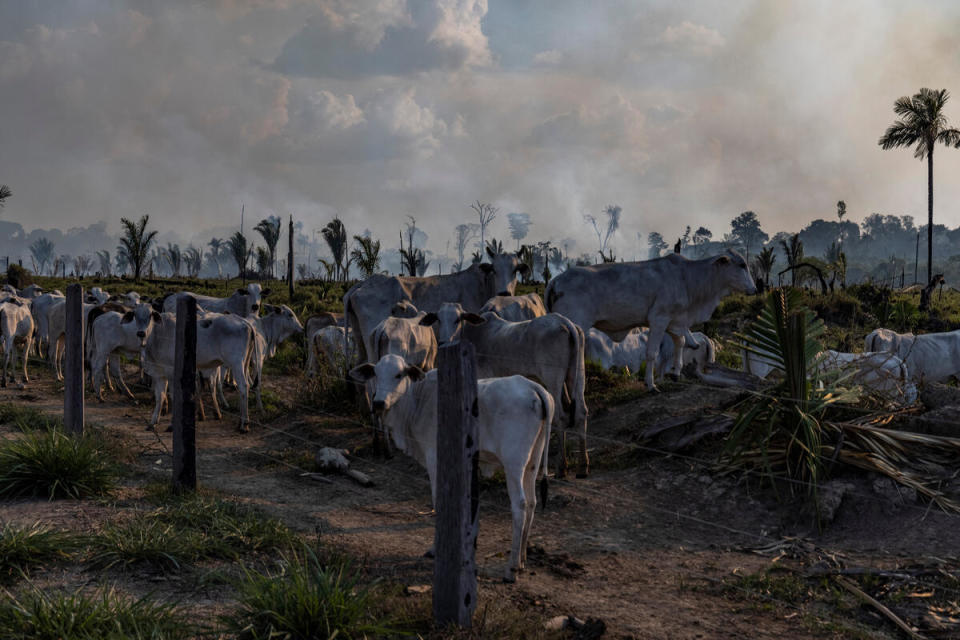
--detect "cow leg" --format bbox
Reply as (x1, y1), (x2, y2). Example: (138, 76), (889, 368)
(217, 369), (230, 409)
(234, 364), (249, 432)
(112, 355), (135, 399)
(21, 338), (32, 383)
(195, 373), (206, 422)
(644, 322), (669, 391)
(504, 470), (530, 582)
(210, 373), (222, 420)
(667, 330), (686, 380)
(305, 337), (316, 378)
(149, 379), (165, 428)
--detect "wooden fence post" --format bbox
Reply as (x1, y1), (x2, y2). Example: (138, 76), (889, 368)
(433, 341), (479, 628)
(288, 214), (295, 299)
(172, 295), (197, 492)
(63, 284), (84, 435)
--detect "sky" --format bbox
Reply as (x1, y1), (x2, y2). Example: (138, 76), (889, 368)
(3, 0), (960, 261)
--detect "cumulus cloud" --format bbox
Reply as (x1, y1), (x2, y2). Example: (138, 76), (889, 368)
(533, 49), (563, 65)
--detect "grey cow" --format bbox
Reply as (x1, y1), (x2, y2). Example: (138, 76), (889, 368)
(546, 250), (756, 390)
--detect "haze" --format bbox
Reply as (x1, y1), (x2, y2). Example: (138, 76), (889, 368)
(3, 0), (960, 264)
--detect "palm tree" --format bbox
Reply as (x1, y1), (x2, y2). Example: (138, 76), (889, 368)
(227, 231), (252, 278)
(95, 249), (111, 277)
(29, 237), (55, 275)
(779, 234), (804, 287)
(754, 246), (776, 288)
(164, 243), (182, 277)
(350, 235), (381, 278)
(184, 246), (202, 277)
(255, 246), (271, 278)
(117, 215), (159, 281)
(114, 251), (129, 276)
(321, 217), (348, 282)
(879, 88), (960, 284)
(254, 216), (282, 278)
(0, 185), (11, 209)
(207, 237), (224, 278)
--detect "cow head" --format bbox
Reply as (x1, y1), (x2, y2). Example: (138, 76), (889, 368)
(349, 354), (424, 416)
(420, 302), (485, 345)
(263, 304), (304, 354)
(234, 283), (269, 316)
(86, 287), (109, 305)
(714, 250), (757, 295)
(390, 300), (419, 318)
(481, 249), (529, 297)
(121, 303), (162, 347)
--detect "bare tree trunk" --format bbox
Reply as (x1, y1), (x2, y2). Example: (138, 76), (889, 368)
(927, 148), (934, 286)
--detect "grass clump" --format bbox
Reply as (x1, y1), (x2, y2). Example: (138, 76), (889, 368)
(0, 404), (61, 432)
(222, 547), (396, 640)
(0, 428), (118, 500)
(0, 586), (194, 640)
(0, 522), (79, 583)
(88, 519), (198, 574)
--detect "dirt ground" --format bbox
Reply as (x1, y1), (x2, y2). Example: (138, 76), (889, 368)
(4, 363), (960, 639)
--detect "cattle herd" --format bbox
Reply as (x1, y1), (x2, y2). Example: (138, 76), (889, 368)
(1, 247), (958, 581)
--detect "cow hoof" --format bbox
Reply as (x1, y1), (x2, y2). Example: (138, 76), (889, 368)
(238, 424), (249, 433)
(145, 424), (156, 432)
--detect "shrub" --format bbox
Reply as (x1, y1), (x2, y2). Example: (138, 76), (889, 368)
(221, 547), (396, 640)
(4, 264), (32, 289)
(0, 404), (60, 431)
(0, 429), (118, 500)
(0, 523), (79, 583)
(88, 519), (198, 574)
(0, 587), (193, 640)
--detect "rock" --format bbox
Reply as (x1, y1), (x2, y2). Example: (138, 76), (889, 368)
(817, 480), (855, 523)
(921, 382), (960, 410)
(315, 447), (350, 472)
(405, 585), (431, 595)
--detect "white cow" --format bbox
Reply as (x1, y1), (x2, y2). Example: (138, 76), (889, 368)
(163, 283), (270, 318)
(312, 326), (357, 374)
(87, 304), (162, 401)
(31, 291), (64, 357)
(304, 311), (346, 376)
(45, 299), (99, 380)
(480, 293), (547, 322)
(0, 300), (34, 387)
(350, 354), (553, 582)
(422, 304), (588, 477)
(247, 304), (304, 410)
(86, 287), (110, 305)
(818, 350), (918, 406)
(370, 310), (438, 372)
(141, 312), (256, 431)
(864, 328), (914, 354)
(866, 328), (960, 385)
(344, 250), (529, 366)
(18, 284), (45, 299)
(587, 328), (717, 378)
(546, 250), (756, 390)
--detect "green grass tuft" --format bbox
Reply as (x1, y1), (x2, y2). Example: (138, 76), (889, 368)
(88, 519), (198, 574)
(0, 586), (194, 640)
(0, 522), (80, 584)
(0, 404), (61, 432)
(221, 547), (397, 640)
(0, 429), (118, 500)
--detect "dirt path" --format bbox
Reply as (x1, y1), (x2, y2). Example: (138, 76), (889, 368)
(4, 365), (959, 638)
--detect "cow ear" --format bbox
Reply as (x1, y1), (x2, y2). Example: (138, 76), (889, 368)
(479, 263), (494, 274)
(516, 263), (530, 276)
(121, 311), (135, 323)
(405, 365), (425, 381)
(261, 288), (271, 297)
(462, 313), (486, 325)
(713, 255), (731, 266)
(349, 363), (376, 382)
(486, 245), (496, 259)
(152, 311), (162, 323)
(419, 312), (438, 326)
(235, 288), (247, 295)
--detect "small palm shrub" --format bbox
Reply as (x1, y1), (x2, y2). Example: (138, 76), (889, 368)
(0, 523), (80, 583)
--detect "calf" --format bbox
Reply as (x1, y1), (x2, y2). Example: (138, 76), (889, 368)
(350, 354), (553, 582)
(87, 303), (161, 401)
(247, 305), (304, 409)
(818, 350), (917, 406)
(866, 328), (960, 385)
(371, 310), (438, 371)
(312, 326), (357, 373)
(30, 291), (64, 357)
(422, 303), (588, 477)
(304, 311), (345, 376)
(0, 300), (34, 387)
(480, 293), (547, 322)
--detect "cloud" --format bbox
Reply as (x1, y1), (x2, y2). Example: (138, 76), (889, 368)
(272, 0), (491, 78)
(658, 21), (725, 55)
(533, 49), (563, 65)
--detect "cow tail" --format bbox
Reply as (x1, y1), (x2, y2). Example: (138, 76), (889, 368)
(533, 382), (554, 511)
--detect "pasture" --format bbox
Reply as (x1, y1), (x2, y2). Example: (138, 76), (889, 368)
(3, 275), (960, 638)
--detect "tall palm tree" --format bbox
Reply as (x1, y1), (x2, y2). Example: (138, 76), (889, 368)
(350, 234), (381, 278)
(95, 249), (111, 277)
(254, 216), (282, 278)
(29, 237), (55, 275)
(183, 246), (202, 278)
(321, 217), (348, 282)
(117, 215), (158, 281)
(779, 234), (804, 287)
(879, 88), (960, 284)
(0, 185), (11, 209)
(227, 231), (252, 278)
(208, 237), (224, 278)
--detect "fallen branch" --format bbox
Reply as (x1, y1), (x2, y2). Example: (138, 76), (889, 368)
(834, 575), (928, 640)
